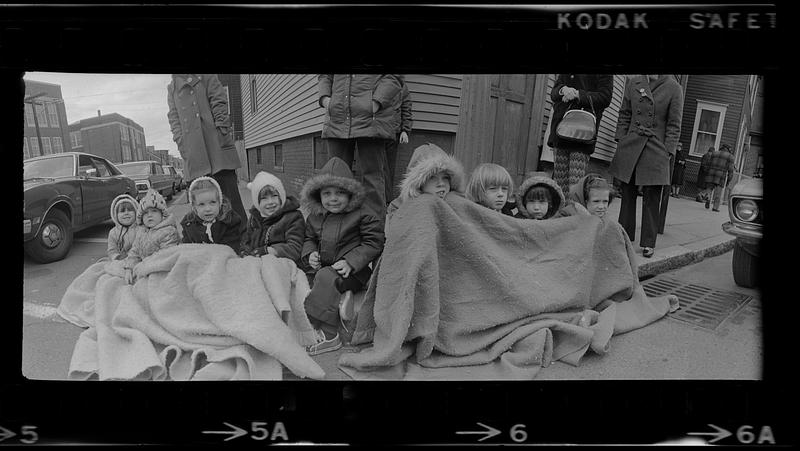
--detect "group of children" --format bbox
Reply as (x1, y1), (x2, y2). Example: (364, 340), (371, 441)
(104, 142), (616, 358)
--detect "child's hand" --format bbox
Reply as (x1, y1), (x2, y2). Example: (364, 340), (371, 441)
(399, 131), (409, 144)
(322, 96), (330, 109)
(308, 251), (321, 270)
(332, 259), (353, 278)
(267, 246), (276, 255)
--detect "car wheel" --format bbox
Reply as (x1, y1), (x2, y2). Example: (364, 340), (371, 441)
(24, 209), (73, 264)
(732, 239), (758, 288)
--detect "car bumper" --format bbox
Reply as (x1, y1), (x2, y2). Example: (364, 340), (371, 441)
(23, 216), (40, 241)
(722, 221), (762, 244)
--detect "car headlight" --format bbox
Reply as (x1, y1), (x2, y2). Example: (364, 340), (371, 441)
(734, 199), (759, 223)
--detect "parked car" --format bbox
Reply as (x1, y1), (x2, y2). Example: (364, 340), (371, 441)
(117, 161), (175, 201)
(23, 152), (137, 263)
(721, 175), (761, 288)
(162, 165), (183, 191)
(175, 168), (185, 189)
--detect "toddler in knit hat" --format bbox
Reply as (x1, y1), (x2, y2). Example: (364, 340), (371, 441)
(123, 189), (180, 284)
(180, 176), (244, 253)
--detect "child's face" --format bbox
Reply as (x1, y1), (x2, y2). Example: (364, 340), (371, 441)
(193, 189), (220, 222)
(142, 208), (163, 228)
(481, 185), (509, 211)
(525, 200), (549, 220)
(586, 188), (610, 218)
(422, 172), (451, 199)
(116, 204), (136, 227)
(320, 187), (350, 214)
(258, 192), (282, 218)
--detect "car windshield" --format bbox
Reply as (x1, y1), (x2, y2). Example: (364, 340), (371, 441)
(23, 156), (74, 180)
(162, 166), (173, 174)
(118, 163), (152, 176)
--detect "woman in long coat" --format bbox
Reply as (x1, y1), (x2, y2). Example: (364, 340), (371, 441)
(549, 74), (614, 196)
(167, 74), (246, 222)
(608, 74), (683, 258)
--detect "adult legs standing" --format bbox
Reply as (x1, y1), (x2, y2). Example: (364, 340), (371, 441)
(618, 178), (639, 242)
(384, 136), (400, 203)
(353, 137), (389, 219)
(567, 151), (590, 191)
(639, 185), (661, 249)
(325, 138), (356, 168)
(712, 183), (724, 211)
(553, 146), (571, 195)
(212, 169), (247, 222)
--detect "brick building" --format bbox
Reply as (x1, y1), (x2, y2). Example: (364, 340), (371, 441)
(23, 79), (71, 159)
(69, 112), (147, 164)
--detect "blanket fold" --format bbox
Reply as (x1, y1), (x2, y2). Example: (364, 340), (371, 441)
(339, 193), (678, 380)
(58, 244), (325, 381)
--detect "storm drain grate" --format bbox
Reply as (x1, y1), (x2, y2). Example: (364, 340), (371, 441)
(641, 276), (754, 330)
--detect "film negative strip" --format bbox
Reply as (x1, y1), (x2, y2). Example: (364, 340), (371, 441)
(3, 2), (788, 447)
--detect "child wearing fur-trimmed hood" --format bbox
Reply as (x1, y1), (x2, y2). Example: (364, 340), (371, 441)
(239, 171), (306, 266)
(515, 173), (570, 220)
(386, 143), (466, 223)
(299, 157), (385, 356)
(180, 176), (244, 253)
(123, 189), (181, 284)
(106, 194), (141, 261)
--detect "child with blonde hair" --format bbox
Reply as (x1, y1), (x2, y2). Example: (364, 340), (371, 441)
(466, 163), (517, 216)
(124, 189), (181, 284)
(180, 176), (244, 252)
(106, 194), (141, 261)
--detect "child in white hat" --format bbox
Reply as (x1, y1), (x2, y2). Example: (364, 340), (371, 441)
(106, 194), (141, 261)
(180, 176), (244, 253)
(123, 189), (180, 284)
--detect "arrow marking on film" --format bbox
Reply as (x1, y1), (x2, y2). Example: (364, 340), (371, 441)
(688, 424), (732, 444)
(456, 422), (501, 442)
(0, 426), (16, 443)
(202, 422), (247, 441)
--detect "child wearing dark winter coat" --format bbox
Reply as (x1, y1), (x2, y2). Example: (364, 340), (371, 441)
(239, 171), (305, 266)
(300, 157), (385, 355)
(180, 177), (244, 253)
(386, 143), (466, 223)
(515, 173), (571, 220)
(466, 162), (518, 216)
(124, 189), (181, 284)
(106, 194), (141, 261)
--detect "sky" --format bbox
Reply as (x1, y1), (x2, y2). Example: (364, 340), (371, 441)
(24, 72), (180, 157)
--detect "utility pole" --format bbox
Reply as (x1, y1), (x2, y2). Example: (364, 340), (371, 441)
(24, 92), (47, 157)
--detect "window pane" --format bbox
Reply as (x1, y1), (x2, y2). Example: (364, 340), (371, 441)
(23, 138), (29, 159)
(695, 132), (717, 154)
(78, 155), (95, 176)
(25, 104), (35, 127)
(36, 104), (48, 127)
(53, 137), (63, 153)
(120, 124), (128, 140)
(698, 109), (721, 133)
(47, 103), (59, 127)
(91, 158), (111, 177)
(42, 137), (52, 155)
(30, 138), (39, 156)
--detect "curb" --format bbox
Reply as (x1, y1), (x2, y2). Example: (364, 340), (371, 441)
(637, 236), (736, 279)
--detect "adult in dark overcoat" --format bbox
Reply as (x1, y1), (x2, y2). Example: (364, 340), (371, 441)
(549, 74), (614, 196)
(167, 74), (246, 222)
(609, 74), (683, 258)
(318, 74), (404, 221)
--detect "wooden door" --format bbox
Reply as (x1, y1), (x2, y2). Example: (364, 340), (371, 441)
(488, 75), (535, 185)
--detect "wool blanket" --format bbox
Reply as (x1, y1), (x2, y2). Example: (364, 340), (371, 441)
(57, 244), (325, 381)
(338, 194), (679, 380)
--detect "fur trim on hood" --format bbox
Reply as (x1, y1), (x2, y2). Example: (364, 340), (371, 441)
(399, 143), (466, 201)
(247, 171), (286, 210)
(516, 174), (565, 219)
(110, 194), (139, 228)
(300, 157), (366, 216)
(137, 189), (169, 224)
(184, 176), (235, 223)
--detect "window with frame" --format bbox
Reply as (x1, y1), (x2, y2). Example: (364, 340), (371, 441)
(250, 75), (258, 114)
(47, 103), (60, 128)
(42, 137), (52, 155)
(313, 135), (326, 171)
(689, 101), (728, 157)
(25, 104), (35, 127)
(70, 131), (82, 148)
(120, 124), (128, 141)
(122, 142), (131, 161)
(53, 137), (63, 153)
(23, 138), (29, 159)
(36, 104), (48, 127)
(29, 137), (40, 157)
(78, 155), (95, 177)
(256, 146), (262, 165)
(274, 144), (283, 171)
(91, 157), (111, 177)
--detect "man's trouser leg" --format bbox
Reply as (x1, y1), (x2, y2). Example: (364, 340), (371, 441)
(617, 177), (639, 243)
(354, 137), (388, 219)
(325, 138), (356, 167)
(640, 185), (662, 248)
(712, 184), (724, 210)
(213, 169), (247, 223)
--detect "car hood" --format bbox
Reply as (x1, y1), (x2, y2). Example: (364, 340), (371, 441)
(730, 177), (762, 198)
(23, 178), (57, 191)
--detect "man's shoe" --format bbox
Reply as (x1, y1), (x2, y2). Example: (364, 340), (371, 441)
(641, 247), (654, 258)
(704, 199), (710, 209)
(712, 208), (720, 212)
(305, 329), (342, 356)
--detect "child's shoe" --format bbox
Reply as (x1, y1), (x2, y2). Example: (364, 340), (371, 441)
(305, 329), (342, 356)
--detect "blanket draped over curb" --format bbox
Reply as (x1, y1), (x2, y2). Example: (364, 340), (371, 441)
(338, 194), (679, 380)
(57, 244), (325, 381)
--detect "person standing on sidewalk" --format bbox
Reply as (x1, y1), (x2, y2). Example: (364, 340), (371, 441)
(609, 74), (683, 259)
(549, 74), (614, 196)
(670, 142), (686, 197)
(702, 143), (736, 211)
(167, 74), (247, 223)
(318, 74), (405, 221)
(385, 83), (413, 204)
(695, 145), (714, 203)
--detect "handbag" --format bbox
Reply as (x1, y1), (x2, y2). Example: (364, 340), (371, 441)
(556, 96), (597, 145)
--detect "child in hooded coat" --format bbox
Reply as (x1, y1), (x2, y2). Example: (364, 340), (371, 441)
(180, 176), (244, 253)
(106, 194), (141, 261)
(300, 157), (385, 355)
(239, 171), (306, 267)
(562, 173), (614, 218)
(124, 189), (181, 284)
(515, 173), (571, 220)
(386, 142), (466, 223)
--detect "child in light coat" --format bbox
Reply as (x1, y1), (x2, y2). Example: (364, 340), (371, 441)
(106, 194), (141, 261)
(239, 171), (306, 267)
(180, 176), (244, 253)
(124, 189), (181, 284)
(300, 157), (385, 355)
(465, 163), (518, 216)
